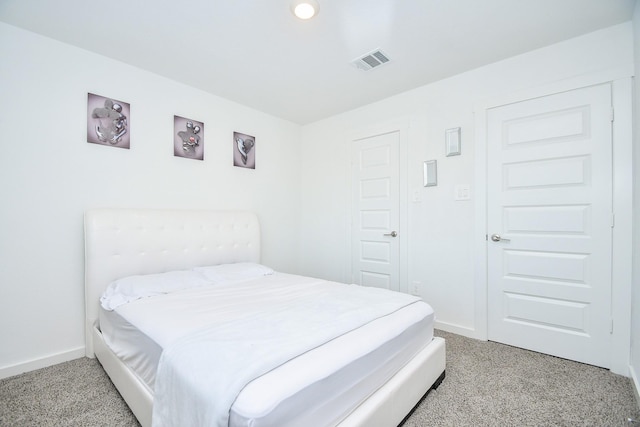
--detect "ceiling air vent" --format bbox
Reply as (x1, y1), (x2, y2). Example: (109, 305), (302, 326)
(352, 49), (390, 71)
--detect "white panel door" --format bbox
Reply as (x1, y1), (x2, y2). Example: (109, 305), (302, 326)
(351, 131), (400, 291)
(487, 84), (612, 368)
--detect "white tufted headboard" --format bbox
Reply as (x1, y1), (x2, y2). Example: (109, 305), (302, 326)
(84, 209), (260, 356)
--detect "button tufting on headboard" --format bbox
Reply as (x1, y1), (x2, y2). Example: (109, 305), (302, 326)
(84, 209), (260, 357)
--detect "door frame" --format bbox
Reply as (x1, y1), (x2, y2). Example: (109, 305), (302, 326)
(346, 119), (410, 294)
(473, 74), (633, 376)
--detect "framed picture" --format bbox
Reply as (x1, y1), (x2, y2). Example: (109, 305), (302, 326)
(174, 116), (204, 160)
(445, 127), (461, 157)
(87, 93), (130, 149)
(233, 131), (255, 169)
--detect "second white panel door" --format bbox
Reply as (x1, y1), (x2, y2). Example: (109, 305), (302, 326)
(351, 131), (400, 291)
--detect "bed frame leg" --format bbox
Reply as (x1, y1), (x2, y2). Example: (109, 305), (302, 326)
(398, 370), (446, 426)
(431, 370), (446, 390)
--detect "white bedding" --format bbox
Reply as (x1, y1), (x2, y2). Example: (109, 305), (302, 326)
(100, 272), (435, 427)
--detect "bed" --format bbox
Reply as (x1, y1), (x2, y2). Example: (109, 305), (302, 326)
(84, 208), (446, 427)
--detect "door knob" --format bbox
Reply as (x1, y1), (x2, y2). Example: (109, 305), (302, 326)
(384, 231), (398, 237)
(491, 234), (510, 242)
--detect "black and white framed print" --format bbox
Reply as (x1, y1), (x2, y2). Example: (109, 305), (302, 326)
(233, 131), (255, 169)
(174, 116), (204, 160)
(87, 93), (130, 149)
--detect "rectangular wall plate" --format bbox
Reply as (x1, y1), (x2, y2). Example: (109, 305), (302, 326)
(445, 127), (461, 156)
(424, 160), (437, 187)
(454, 184), (471, 200)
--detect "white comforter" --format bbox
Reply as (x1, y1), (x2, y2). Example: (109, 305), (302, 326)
(148, 277), (422, 427)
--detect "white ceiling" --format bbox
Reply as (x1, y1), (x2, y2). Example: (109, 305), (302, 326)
(0, 0), (635, 124)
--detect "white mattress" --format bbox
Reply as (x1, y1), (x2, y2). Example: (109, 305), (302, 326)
(99, 273), (435, 427)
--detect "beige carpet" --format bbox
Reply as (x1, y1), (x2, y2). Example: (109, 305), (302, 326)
(1, 330), (638, 426)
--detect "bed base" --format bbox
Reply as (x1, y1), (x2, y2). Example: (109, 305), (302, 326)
(91, 325), (445, 427)
(398, 371), (446, 426)
(92, 325), (153, 426)
(336, 336), (446, 427)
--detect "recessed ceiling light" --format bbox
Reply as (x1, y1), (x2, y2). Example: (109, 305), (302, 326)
(291, 0), (319, 20)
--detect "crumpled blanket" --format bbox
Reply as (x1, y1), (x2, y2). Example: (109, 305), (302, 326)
(151, 282), (420, 427)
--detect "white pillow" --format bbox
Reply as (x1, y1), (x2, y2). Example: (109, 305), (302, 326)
(100, 270), (211, 311)
(193, 262), (274, 284)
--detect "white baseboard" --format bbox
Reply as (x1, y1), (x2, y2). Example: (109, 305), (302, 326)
(0, 346), (85, 380)
(434, 320), (483, 340)
(631, 364), (640, 410)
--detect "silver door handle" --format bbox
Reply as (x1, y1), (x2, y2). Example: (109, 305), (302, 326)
(491, 234), (510, 242)
(384, 231), (398, 237)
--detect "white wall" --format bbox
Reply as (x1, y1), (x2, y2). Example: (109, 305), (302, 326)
(0, 23), (302, 377)
(630, 0), (640, 405)
(299, 23), (634, 340)
(1, 19), (636, 382)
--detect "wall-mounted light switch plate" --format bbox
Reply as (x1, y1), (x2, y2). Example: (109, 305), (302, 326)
(454, 184), (471, 201)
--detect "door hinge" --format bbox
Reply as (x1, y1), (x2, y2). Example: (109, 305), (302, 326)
(610, 107), (614, 122)
(611, 213), (615, 228)
(610, 318), (614, 334)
